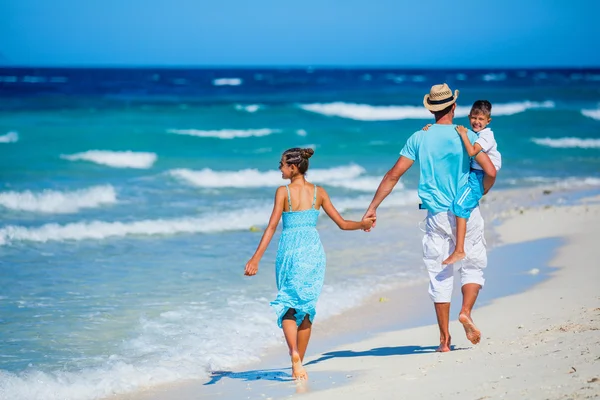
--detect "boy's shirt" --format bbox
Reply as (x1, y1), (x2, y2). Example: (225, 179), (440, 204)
(471, 127), (502, 171)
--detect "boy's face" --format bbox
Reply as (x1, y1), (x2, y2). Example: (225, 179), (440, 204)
(468, 112), (491, 133)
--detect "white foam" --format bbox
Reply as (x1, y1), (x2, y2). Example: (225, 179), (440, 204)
(0, 188), (418, 245)
(300, 101), (555, 121)
(488, 101), (555, 116)
(0, 268), (422, 400)
(61, 151), (157, 169)
(482, 73), (507, 81)
(0, 185), (117, 214)
(0, 207), (272, 246)
(0, 301), (282, 400)
(168, 128), (278, 139)
(506, 176), (600, 188)
(531, 137), (600, 149)
(300, 102), (431, 121)
(168, 165), (389, 192)
(213, 78), (243, 86)
(581, 108), (600, 120)
(0, 131), (18, 143)
(234, 104), (261, 113)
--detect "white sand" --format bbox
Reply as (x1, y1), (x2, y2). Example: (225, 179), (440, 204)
(298, 201), (600, 399)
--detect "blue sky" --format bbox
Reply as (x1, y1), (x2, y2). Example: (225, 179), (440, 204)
(1, 0), (598, 67)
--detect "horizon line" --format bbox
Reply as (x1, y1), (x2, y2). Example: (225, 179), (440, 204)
(1, 64), (600, 71)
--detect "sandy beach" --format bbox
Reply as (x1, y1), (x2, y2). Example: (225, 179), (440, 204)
(116, 186), (600, 400)
(294, 197), (600, 400)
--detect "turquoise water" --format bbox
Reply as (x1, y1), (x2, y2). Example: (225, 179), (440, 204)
(0, 67), (599, 400)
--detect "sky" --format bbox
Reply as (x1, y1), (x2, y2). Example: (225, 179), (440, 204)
(0, 0), (598, 67)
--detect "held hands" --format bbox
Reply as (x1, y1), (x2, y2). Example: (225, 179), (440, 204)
(244, 259), (259, 276)
(361, 209), (377, 232)
(422, 124), (433, 131)
(361, 217), (376, 231)
(455, 125), (468, 136)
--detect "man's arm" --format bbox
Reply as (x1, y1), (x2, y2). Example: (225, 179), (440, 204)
(474, 151), (497, 194)
(363, 156), (414, 226)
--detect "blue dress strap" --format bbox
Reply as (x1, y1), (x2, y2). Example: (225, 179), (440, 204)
(312, 184), (318, 208)
(285, 185), (292, 212)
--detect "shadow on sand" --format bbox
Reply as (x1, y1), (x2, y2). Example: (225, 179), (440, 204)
(205, 344), (453, 385)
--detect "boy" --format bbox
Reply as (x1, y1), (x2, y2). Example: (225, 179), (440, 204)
(443, 100), (502, 265)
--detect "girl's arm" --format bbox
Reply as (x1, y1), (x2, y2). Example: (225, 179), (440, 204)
(319, 187), (375, 231)
(456, 125), (483, 157)
(244, 187), (286, 276)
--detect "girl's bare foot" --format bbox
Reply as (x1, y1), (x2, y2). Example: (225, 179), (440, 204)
(442, 251), (465, 265)
(459, 313), (481, 344)
(291, 351), (308, 380)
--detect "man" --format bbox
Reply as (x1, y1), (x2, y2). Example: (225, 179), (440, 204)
(363, 84), (497, 352)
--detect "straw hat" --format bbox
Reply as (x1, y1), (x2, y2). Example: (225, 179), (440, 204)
(423, 83), (459, 112)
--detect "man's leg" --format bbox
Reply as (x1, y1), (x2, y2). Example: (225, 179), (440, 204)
(459, 207), (487, 345)
(458, 283), (481, 344)
(423, 212), (454, 352)
(434, 302), (451, 352)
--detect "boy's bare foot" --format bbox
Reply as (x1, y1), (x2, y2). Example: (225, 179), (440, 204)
(442, 251), (465, 265)
(291, 351), (308, 380)
(436, 336), (451, 352)
(459, 313), (481, 344)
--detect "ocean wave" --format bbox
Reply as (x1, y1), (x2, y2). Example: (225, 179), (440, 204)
(0, 208), (271, 246)
(234, 104), (262, 113)
(0, 188), (417, 246)
(0, 300), (281, 400)
(299, 101), (555, 121)
(482, 73), (507, 81)
(506, 176), (600, 188)
(531, 137), (600, 149)
(0, 131), (18, 143)
(0, 185), (117, 214)
(213, 78), (243, 86)
(581, 108), (600, 120)
(61, 151), (157, 169)
(167, 128), (278, 139)
(0, 269), (421, 400)
(168, 164), (392, 192)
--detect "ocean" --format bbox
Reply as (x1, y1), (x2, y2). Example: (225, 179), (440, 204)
(0, 67), (599, 400)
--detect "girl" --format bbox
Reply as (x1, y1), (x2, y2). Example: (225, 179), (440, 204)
(244, 147), (375, 380)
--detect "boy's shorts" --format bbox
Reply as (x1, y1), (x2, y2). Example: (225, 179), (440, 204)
(452, 169), (485, 219)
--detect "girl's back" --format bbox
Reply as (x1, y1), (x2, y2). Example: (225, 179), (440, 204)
(284, 181), (320, 212)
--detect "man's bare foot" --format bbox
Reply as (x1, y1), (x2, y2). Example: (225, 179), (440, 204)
(291, 352), (308, 380)
(436, 343), (451, 352)
(436, 336), (451, 352)
(442, 251), (465, 265)
(459, 313), (481, 344)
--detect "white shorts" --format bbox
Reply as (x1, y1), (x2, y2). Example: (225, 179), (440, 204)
(422, 207), (487, 303)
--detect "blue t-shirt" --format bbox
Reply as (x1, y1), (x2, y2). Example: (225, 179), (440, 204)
(400, 124), (477, 214)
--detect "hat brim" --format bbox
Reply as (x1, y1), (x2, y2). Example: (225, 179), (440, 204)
(423, 89), (459, 112)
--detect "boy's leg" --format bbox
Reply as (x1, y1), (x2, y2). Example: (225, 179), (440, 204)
(443, 217), (467, 265)
(447, 170), (484, 265)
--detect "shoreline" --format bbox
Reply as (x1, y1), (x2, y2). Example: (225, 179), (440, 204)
(113, 184), (600, 400)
